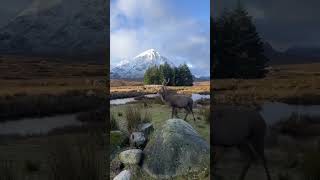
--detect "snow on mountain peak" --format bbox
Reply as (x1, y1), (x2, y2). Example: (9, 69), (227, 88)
(135, 49), (160, 59)
(111, 49), (174, 79)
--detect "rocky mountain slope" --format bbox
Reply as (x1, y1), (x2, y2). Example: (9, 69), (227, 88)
(0, 0), (108, 58)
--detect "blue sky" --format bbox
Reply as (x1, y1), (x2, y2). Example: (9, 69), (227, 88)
(111, 0), (210, 77)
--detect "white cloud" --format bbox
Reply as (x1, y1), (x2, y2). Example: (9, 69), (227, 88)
(111, 0), (210, 76)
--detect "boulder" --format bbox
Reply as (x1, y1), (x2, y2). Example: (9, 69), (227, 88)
(143, 119), (209, 179)
(113, 170), (131, 180)
(119, 149), (143, 165)
(130, 132), (146, 148)
(138, 123), (154, 137)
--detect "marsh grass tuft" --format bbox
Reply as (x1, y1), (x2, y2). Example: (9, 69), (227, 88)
(125, 106), (142, 133)
(24, 160), (40, 173)
(301, 150), (320, 180)
(110, 113), (118, 131)
(0, 160), (18, 180)
(125, 105), (152, 132)
(199, 107), (210, 123)
(47, 136), (104, 180)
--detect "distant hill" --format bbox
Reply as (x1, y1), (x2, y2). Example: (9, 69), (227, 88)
(263, 42), (320, 65)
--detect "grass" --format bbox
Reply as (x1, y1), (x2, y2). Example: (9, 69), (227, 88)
(199, 107), (210, 124)
(47, 136), (105, 180)
(272, 113), (320, 137)
(76, 105), (107, 122)
(110, 80), (210, 99)
(301, 150), (320, 180)
(24, 160), (40, 173)
(125, 105), (144, 133)
(212, 63), (320, 105)
(0, 160), (18, 180)
(0, 90), (106, 121)
(110, 113), (119, 131)
(0, 132), (105, 179)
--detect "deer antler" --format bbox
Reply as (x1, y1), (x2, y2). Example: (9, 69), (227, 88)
(162, 78), (170, 86)
(165, 78), (170, 85)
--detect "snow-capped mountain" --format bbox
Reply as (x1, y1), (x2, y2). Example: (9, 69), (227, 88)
(0, 0), (108, 58)
(111, 49), (174, 79)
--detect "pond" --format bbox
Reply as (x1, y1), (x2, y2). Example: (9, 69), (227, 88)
(0, 114), (83, 136)
(110, 93), (210, 105)
(259, 102), (320, 125)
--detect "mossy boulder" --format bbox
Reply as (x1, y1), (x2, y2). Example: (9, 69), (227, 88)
(142, 119), (209, 179)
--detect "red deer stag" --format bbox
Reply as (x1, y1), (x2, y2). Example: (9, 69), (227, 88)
(212, 105), (271, 180)
(158, 79), (196, 121)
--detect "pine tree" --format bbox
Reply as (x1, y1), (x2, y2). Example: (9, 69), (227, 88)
(144, 63), (193, 86)
(144, 67), (152, 84)
(159, 62), (173, 85)
(213, 2), (268, 78)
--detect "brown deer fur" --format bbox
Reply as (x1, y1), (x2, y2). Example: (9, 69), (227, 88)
(158, 81), (196, 121)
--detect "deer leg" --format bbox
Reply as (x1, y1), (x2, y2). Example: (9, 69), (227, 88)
(189, 106), (196, 121)
(251, 141), (271, 180)
(261, 154), (271, 180)
(237, 143), (254, 180)
(184, 107), (189, 120)
(171, 107), (175, 118)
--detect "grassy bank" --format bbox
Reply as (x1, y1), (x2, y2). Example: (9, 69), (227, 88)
(0, 90), (106, 121)
(0, 56), (107, 121)
(110, 80), (210, 98)
(212, 63), (320, 105)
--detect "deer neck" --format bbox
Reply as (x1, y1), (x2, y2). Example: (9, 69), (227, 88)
(160, 92), (166, 102)
(160, 90), (169, 102)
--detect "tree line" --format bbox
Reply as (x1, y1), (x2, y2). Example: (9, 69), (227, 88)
(144, 62), (193, 86)
(212, 3), (269, 79)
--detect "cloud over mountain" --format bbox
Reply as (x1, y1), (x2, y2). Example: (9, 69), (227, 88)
(111, 0), (210, 77)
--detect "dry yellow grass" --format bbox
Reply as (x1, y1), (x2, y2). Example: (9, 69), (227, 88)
(0, 56), (107, 95)
(110, 80), (210, 95)
(212, 63), (320, 104)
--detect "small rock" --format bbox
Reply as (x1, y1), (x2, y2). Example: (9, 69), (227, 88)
(119, 149), (143, 165)
(130, 132), (146, 148)
(113, 170), (131, 180)
(138, 123), (154, 136)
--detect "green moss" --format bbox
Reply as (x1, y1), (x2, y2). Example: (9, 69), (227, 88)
(110, 131), (127, 147)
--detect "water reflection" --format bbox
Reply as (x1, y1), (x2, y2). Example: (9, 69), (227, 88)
(259, 102), (320, 125)
(0, 114), (82, 136)
(110, 93), (210, 105)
